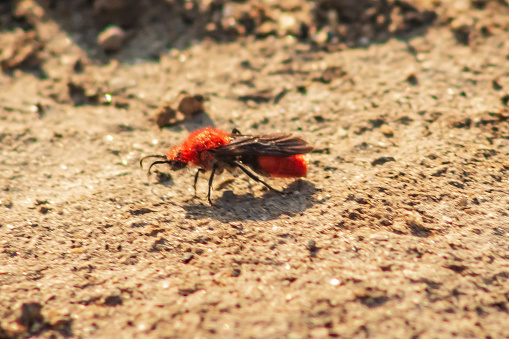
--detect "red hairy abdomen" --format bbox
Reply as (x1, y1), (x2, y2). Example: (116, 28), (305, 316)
(257, 154), (308, 178)
(168, 127), (231, 167)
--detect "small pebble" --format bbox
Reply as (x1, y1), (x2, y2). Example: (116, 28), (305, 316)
(155, 104), (177, 128)
(177, 95), (204, 117)
(371, 156), (396, 166)
(98, 25), (126, 52)
(1, 199), (13, 208)
(380, 125), (394, 137)
(182, 253), (194, 264)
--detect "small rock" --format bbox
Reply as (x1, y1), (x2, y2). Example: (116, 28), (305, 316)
(120, 255), (138, 265)
(391, 221), (408, 235)
(406, 215), (432, 237)
(231, 264), (241, 277)
(104, 294), (123, 306)
(97, 25), (126, 52)
(406, 73), (418, 85)
(456, 197), (468, 208)
(296, 84), (307, 94)
(155, 103), (178, 128)
(450, 17), (473, 45)
(448, 180), (465, 189)
(239, 70), (254, 84)
(431, 165), (448, 177)
(380, 124), (394, 137)
(371, 156), (396, 166)
(230, 222), (243, 231)
(1, 199), (13, 208)
(314, 28), (329, 44)
(257, 21), (277, 37)
(177, 95), (205, 117)
(448, 117), (472, 129)
(278, 13), (300, 36)
(129, 207), (154, 216)
(347, 193), (369, 204)
(396, 116), (414, 125)
(73, 58), (85, 73)
(182, 253), (194, 264)
(35, 198), (49, 205)
(38, 205), (51, 214)
(306, 240), (319, 257)
(151, 238), (171, 252)
(492, 78), (503, 91)
(67, 81), (100, 106)
(501, 94), (509, 106)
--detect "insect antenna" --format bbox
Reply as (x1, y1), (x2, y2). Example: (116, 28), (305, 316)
(140, 155), (170, 176)
(140, 154), (167, 168)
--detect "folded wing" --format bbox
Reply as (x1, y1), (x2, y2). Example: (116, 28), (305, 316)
(211, 134), (313, 158)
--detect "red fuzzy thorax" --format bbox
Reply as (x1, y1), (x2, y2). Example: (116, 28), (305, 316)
(166, 127), (231, 168)
(257, 154), (308, 178)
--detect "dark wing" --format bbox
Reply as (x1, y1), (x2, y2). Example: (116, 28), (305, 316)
(211, 134), (313, 158)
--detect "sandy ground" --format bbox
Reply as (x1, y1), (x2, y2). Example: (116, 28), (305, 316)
(1, 0), (509, 338)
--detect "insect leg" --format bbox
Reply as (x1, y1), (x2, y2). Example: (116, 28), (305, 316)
(193, 169), (206, 194)
(207, 165), (218, 205)
(230, 128), (253, 137)
(234, 162), (282, 193)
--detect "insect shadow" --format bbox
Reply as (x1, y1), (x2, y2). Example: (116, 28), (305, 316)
(181, 111), (216, 132)
(181, 180), (319, 222)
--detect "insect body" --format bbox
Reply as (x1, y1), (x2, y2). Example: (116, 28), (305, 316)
(140, 127), (313, 205)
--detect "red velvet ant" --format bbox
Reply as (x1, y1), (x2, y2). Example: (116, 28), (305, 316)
(140, 127), (313, 205)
